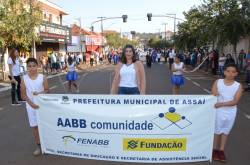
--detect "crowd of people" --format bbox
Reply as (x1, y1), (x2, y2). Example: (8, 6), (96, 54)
(143, 47), (250, 92)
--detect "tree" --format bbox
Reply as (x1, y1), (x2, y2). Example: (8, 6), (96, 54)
(105, 32), (138, 49)
(147, 37), (172, 49)
(175, 0), (250, 55)
(0, 0), (42, 79)
(0, 0), (42, 50)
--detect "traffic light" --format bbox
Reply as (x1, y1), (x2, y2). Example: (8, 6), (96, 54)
(147, 13), (152, 21)
(122, 15), (128, 23)
(130, 31), (136, 35)
(91, 26), (94, 32)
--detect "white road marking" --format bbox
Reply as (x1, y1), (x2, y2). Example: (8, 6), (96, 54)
(244, 114), (250, 120)
(0, 107), (4, 111)
(0, 83), (10, 87)
(0, 86), (11, 92)
(50, 85), (57, 90)
(47, 72), (65, 79)
(192, 81), (201, 87)
(203, 88), (211, 94)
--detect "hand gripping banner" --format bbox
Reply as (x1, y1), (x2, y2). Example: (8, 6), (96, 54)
(35, 94), (216, 163)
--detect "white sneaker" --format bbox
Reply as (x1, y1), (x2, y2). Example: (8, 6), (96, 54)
(33, 146), (41, 156)
(76, 88), (80, 93)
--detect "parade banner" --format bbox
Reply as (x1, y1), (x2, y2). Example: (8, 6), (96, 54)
(36, 94), (216, 163)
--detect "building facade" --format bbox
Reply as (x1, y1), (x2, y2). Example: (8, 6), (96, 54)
(69, 24), (105, 61)
(36, 0), (71, 59)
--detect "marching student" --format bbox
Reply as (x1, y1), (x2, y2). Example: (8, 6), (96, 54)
(21, 58), (49, 156)
(211, 63), (243, 162)
(111, 44), (146, 95)
(171, 55), (185, 94)
(65, 56), (80, 93)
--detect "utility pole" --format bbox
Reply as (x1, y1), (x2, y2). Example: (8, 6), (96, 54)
(97, 17), (106, 55)
(76, 17), (83, 55)
(173, 14), (176, 38)
(162, 23), (168, 46)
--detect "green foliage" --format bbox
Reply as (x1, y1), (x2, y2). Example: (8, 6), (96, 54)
(105, 32), (138, 49)
(0, 0), (42, 50)
(175, 0), (250, 51)
(147, 37), (173, 49)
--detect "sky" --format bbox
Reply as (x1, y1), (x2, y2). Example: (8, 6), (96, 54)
(50, 0), (203, 33)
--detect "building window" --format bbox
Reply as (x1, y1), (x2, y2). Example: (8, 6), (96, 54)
(49, 14), (52, 23)
(57, 16), (60, 22)
(43, 13), (46, 19)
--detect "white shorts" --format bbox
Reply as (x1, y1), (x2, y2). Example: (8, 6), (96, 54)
(26, 107), (38, 127)
(214, 109), (237, 135)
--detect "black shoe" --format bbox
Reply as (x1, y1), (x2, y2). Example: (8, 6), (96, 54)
(11, 101), (21, 106)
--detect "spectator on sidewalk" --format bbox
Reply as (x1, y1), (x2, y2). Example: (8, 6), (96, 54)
(245, 50), (250, 91)
(20, 53), (27, 74)
(50, 51), (57, 74)
(238, 49), (246, 71)
(219, 53), (226, 77)
(225, 54), (235, 66)
(8, 48), (23, 106)
(168, 48), (175, 70)
(212, 50), (219, 75)
(157, 50), (161, 63)
(41, 54), (48, 75)
(108, 51), (112, 64)
(99, 52), (104, 65)
(60, 53), (66, 70)
(90, 53), (95, 66)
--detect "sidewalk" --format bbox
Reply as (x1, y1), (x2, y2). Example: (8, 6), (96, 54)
(0, 63), (110, 96)
(186, 65), (248, 85)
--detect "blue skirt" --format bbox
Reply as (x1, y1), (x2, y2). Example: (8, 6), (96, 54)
(66, 71), (78, 81)
(171, 75), (184, 86)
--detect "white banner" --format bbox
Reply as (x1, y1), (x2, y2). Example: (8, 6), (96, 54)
(36, 95), (216, 163)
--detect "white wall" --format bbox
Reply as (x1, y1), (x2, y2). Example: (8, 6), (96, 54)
(223, 37), (250, 56)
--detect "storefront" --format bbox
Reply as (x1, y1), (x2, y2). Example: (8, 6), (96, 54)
(36, 21), (71, 59)
(85, 35), (106, 61)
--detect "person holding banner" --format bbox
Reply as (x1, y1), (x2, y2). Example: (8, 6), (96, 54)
(211, 64), (242, 162)
(21, 58), (49, 156)
(171, 55), (185, 94)
(111, 44), (146, 95)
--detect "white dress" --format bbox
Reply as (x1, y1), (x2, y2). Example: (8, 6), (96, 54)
(215, 79), (240, 135)
(23, 74), (44, 127)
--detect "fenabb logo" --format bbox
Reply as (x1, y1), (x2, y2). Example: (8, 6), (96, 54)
(62, 135), (109, 147)
(151, 107), (192, 130)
